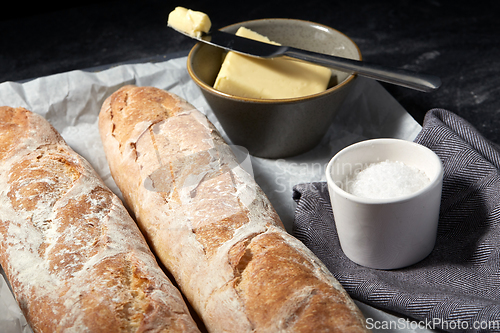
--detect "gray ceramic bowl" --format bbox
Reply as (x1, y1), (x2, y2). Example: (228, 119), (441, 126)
(187, 18), (362, 158)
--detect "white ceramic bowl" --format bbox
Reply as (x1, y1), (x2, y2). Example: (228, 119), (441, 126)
(325, 138), (443, 269)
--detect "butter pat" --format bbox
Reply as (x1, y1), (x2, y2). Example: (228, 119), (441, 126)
(167, 7), (211, 38)
(213, 27), (332, 99)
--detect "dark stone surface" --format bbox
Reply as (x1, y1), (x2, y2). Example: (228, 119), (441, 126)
(2, 0), (499, 143)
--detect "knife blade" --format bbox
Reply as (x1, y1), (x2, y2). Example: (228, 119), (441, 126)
(171, 26), (442, 93)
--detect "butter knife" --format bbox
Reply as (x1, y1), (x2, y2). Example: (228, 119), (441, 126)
(171, 27), (442, 93)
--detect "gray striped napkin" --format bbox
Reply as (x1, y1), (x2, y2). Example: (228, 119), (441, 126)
(292, 109), (500, 332)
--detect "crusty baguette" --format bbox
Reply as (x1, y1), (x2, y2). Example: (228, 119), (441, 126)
(98, 85), (369, 332)
(0, 106), (201, 333)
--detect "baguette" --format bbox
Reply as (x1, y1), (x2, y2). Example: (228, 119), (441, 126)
(0, 106), (201, 333)
(98, 85), (369, 332)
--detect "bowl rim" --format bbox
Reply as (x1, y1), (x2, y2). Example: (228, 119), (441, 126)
(325, 138), (444, 205)
(187, 18), (363, 104)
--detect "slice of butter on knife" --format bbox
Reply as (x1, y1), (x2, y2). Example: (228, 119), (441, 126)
(168, 7), (211, 38)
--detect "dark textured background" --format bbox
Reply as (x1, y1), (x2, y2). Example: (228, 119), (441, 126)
(2, 0), (499, 143)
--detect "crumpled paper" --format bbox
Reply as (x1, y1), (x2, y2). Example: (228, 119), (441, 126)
(0, 272), (31, 333)
(0, 56), (424, 332)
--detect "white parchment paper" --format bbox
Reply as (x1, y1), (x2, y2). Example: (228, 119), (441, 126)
(0, 56), (429, 332)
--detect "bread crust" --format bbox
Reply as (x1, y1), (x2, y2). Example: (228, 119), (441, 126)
(0, 106), (201, 333)
(99, 86), (369, 332)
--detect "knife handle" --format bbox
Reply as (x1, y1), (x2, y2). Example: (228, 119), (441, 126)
(284, 47), (442, 92)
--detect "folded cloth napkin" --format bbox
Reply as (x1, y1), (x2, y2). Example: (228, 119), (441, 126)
(292, 109), (500, 333)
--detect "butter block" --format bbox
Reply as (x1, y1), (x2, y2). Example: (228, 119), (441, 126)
(167, 7), (211, 38)
(213, 27), (332, 99)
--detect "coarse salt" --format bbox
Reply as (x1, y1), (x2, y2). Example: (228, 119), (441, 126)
(345, 160), (430, 199)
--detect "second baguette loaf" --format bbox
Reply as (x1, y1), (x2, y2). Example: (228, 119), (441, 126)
(99, 86), (368, 332)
